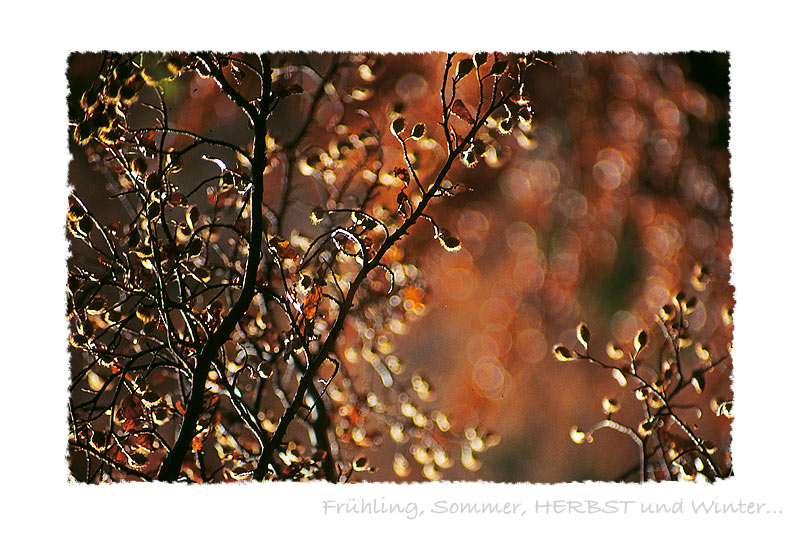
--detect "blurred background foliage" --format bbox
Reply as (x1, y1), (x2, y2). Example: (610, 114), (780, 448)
(369, 52), (732, 482)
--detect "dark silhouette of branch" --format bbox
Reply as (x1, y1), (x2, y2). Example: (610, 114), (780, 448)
(157, 54), (271, 482)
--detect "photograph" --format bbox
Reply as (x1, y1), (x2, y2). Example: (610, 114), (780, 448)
(65, 51), (733, 484)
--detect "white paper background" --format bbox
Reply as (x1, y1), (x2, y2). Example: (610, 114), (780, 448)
(2, 1), (798, 531)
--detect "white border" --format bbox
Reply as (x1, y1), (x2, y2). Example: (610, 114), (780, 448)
(3, 1), (798, 531)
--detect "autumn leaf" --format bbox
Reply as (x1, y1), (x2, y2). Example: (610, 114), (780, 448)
(274, 83), (304, 98)
(394, 167), (410, 183)
(131, 433), (157, 452)
(191, 434), (205, 452)
(401, 286), (425, 306)
(269, 237), (299, 260)
(168, 191), (187, 207)
(121, 419), (138, 432)
(119, 395), (145, 421)
(396, 190), (410, 219)
(450, 99), (475, 124)
(301, 283), (323, 321)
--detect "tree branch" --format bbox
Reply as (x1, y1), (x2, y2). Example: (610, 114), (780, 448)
(156, 55), (272, 482)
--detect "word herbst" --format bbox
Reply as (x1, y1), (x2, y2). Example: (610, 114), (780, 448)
(533, 500), (636, 514)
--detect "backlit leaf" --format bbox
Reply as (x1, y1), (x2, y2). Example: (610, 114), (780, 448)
(576, 323), (590, 349)
(450, 99), (475, 124)
(119, 395), (144, 421)
(301, 283), (323, 321)
(269, 237), (298, 260)
(553, 345), (575, 361)
(391, 117), (405, 137)
(490, 60), (508, 76)
(456, 58), (474, 79)
(634, 329), (648, 354)
(352, 456), (370, 471)
(474, 52), (488, 67)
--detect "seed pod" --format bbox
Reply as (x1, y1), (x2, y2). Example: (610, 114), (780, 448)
(131, 157), (148, 176)
(86, 296), (107, 315)
(141, 390), (161, 408)
(473, 138), (488, 156)
(695, 343), (711, 361)
(67, 276), (81, 295)
(80, 89), (99, 113)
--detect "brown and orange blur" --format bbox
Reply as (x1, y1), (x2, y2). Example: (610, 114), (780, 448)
(389, 53), (732, 482)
